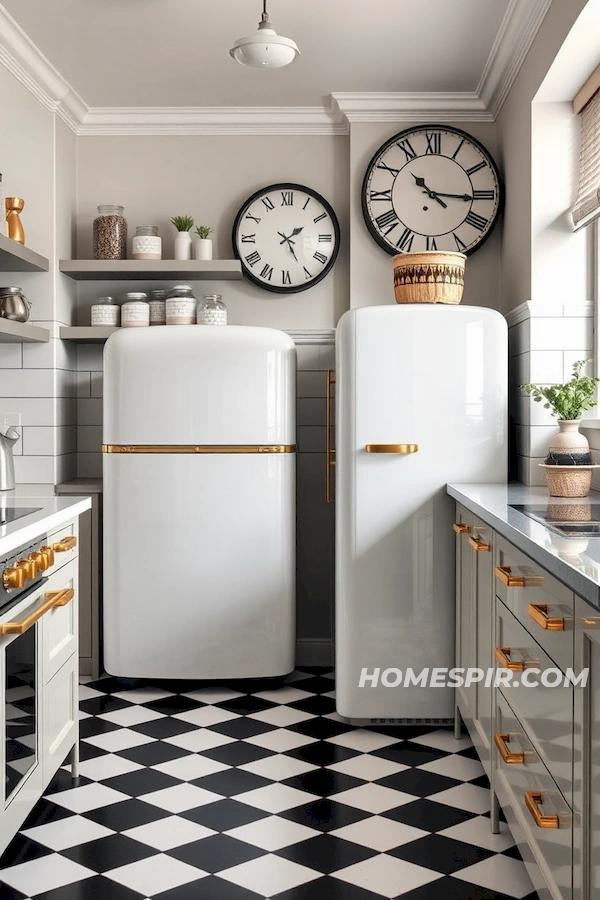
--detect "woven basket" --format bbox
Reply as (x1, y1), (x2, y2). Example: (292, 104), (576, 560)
(392, 251), (466, 305)
(540, 465), (593, 498)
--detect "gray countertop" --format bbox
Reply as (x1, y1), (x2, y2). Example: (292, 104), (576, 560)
(0, 493), (92, 557)
(447, 483), (600, 609)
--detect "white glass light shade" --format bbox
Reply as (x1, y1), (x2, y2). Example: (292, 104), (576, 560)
(230, 25), (300, 69)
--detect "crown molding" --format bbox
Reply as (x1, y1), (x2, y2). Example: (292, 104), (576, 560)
(505, 300), (593, 327)
(285, 329), (335, 345)
(331, 92), (492, 123)
(478, 0), (554, 119)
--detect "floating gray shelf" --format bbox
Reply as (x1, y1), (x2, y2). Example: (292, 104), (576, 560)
(0, 319), (50, 343)
(58, 259), (242, 281)
(0, 234), (50, 272)
(60, 326), (118, 343)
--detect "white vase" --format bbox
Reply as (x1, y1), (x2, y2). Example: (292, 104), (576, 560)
(195, 239), (213, 261)
(546, 420), (590, 464)
(174, 231), (192, 261)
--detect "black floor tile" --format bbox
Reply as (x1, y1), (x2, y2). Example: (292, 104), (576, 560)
(394, 877), (523, 900)
(167, 833), (264, 872)
(273, 875), (382, 899)
(117, 741), (190, 766)
(202, 741), (275, 767)
(20, 798), (72, 829)
(375, 768), (462, 797)
(214, 696), (277, 715)
(61, 832), (156, 871)
(281, 767), (364, 797)
(0, 833), (52, 867)
(129, 717), (198, 739)
(82, 798), (169, 831)
(0, 886), (27, 900)
(143, 696), (205, 715)
(44, 768), (92, 795)
(79, 717), (121, 739)
(288, 695), (336, 716)
(383, 798), (478, 831)
(279, 798), (371, 832)
(104, 767), (182, 797)
(191, 768), (271, 797)
(372, 744), (450, 767)
(181, 798), (269, 831)
(287, 718), (353, 740)
(207, 717), (277, 740)
(155, 876), (264, 900)
(284, 741), (360, 767)
(78, 741), (110, 761)
(79, 695), (132, 716)
(276, 832), (377, 873)
(32, 874), (144, 900)
(388, 832), (495, 873)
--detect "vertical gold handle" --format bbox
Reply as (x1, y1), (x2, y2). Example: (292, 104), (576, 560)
(494, 646), (524, 672)
(453, 523), (471, 534)
(494, 732), (524, 764)
(53, 535), (77, 552)
(468, 535), (491, 551)
(528, 604), (565, 631)
(326, 369), (335, 504)
(495, 565), (525, 587)
(525, 792), (559, 828)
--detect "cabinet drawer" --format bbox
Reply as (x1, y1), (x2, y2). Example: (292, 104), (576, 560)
(496, 601), (573, 803)
(495, 535), (574, 674)
(494, 691), (572, 900)
(42, 655), (77, 792)
(45, 519), (79, 576)
(42, 561), (78, 683)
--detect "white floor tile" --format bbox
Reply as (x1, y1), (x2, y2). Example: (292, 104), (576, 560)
(239, 754), (317, 782)
(76, 754), (143, 782)
(431, 783), (491, 814)
(106, 853), (206, 895)
(419, 754), (485, 782)
(327, 730), (400, 753)
(331, 784), (416, 814)
(173, 707), (238, 727)
(164, 729), (236, 753)
(236, 783), (317, 814)
(243, 728), (317, 753)
(98, 706), (165, 727)
(124, 816), (216, 851)
(0, 854), (96, 896)
(152, 755), (230, 782)
(182, 687), (244, 703)
(330, 754), (408, 781)
(78, 685), (105, 701)
(452, 854), (535, 898)
(22, 816), (114, 851)
(248, 706), (316, 727)
(49, 783), (130, 813)
(333, 853), (443, 896)
(285, 671), (314, 682)
(251, 686), (315, 704)
(439, 817), (516, 852)
(219, 853), (320, 895)
(140, 783), (223, 813)
(225, 815), (320, 851)
(82, 728), (156, 753)
(331, 816), (428, 853)
(409, 729), (472, 752)
(111, 687), (175, 704)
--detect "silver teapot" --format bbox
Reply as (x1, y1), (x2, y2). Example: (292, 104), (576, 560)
(0, 287), (31, 322)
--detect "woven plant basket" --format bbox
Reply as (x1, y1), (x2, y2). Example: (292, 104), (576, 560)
(540, 465), (594, 498)
(392, 251), (466, 305)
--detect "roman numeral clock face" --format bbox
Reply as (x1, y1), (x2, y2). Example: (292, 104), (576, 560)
(362, 126), (502, 256)
(233, 183), (340, 293)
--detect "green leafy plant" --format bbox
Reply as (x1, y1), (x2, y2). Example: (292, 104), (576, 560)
(521, 359), (599, 420)
(170, 215), (194, 232)
(195, 225), (213, 239)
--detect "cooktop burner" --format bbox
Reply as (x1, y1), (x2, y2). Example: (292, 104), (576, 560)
(0, 508), (41, 527)
(511, 503), (600, 537)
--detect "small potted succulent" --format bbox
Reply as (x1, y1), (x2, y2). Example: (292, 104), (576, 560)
(194, 225), (214, 261)
(521, 359), (600, 497)
(170, 215), (194, 261)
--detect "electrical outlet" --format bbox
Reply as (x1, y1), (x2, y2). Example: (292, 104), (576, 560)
(1, 413), (21, 430)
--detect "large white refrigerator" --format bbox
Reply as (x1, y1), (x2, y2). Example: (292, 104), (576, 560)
(336, 304), (507, 722)
(103, 326), (296, 679)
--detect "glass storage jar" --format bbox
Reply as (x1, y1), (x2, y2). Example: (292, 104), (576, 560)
(197, 293), (227, 325)
(121, 292), (149, 327)
(91, 296), (120, 326)
(166, 285), (196, 325)
(93, 205), (127, 260)
(132, 225), (162, 260)
(147, 289), (167, 325)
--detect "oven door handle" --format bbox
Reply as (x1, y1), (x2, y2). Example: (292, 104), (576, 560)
(0, 588), (74, 636)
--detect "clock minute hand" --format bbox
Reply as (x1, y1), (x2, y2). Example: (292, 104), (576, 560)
(431, 191), (473, 201)
(411, 173), (447, 209)
(278, 231), (299, 262)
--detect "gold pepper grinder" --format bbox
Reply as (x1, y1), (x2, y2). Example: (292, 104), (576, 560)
(5, 197), (25, 244)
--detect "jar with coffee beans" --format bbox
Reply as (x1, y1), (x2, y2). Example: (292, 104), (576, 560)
(93, 205), (127, 260)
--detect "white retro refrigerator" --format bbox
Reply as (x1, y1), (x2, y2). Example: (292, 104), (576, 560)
(336, 304), (507, 722)
(103, 326), (296, 679)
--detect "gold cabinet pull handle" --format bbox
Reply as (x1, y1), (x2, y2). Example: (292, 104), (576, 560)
(453, 523), (471, 534)
(494, 646), (524, 672)
(0, 588), (75, 636)
(365, 444), (419, 453)
(39, 546), (55, 567)
(495, 565), (524, 587)
(528, 603), (565, 632)
(326, 369), (335, 504)
(494, 732), (524, 764)
(53, 535), (77, 552)
(469, 535), (491, 552)
(525, 791), (559, 829)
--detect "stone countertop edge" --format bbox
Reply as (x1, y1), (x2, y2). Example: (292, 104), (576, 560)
(446, 482), (600, 610)
(0, 494), (93, 558)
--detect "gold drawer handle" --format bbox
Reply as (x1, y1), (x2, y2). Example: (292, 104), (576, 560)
(0, 588), (75, 636)
(495, 565), (524, 587)
(528, 603), (565, 632)
(53, 535), (77, 552)
(525, 791), (559, 829)
(326, 369), (335, 504)
(453, 523), (470, 534)
(494, 646), (524, 672)
(365, 444), (419, 453)
(469, 535), (491, 552)
(494, 732), (524, 765)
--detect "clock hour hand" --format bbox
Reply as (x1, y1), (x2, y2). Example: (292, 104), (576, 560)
(411, 174), (447, 209)
(278, 231), (299, 263)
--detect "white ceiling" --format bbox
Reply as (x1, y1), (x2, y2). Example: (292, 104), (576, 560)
(2, 0), (511, 109)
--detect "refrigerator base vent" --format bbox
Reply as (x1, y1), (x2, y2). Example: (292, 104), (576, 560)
(348, 717), (455, 726)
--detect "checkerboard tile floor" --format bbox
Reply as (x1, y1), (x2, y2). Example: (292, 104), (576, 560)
(0, 668), (542, 900)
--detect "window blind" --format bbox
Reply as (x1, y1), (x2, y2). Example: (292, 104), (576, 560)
(573, 88), (600, 230)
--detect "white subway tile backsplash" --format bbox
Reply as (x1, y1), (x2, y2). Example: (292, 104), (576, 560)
(0, 369), (56, 398)
(22, 425), (77, 456)
(90, 373), (103, 398)
(13, 455), (56, 484)
(77, 452), (102, 478)
(56, 398), (77, 427)
(319, 345), (336, 371)
(515, 425), (557, 458)
(0, 344), (23, 368)
(76, 398), (103, 426)
(508, 321), (530, 358)
(297, 426), (328, 453)
(296, 346), (321, 371)
(297, 398), (327, 427)
(77, 344), (104, 372)
(529, 351), (564, 384)
(563, 351), (593, 382)
(530, 318), (593, 352)
(75, 371), (91, 398)
(0, 398), (55, 427)
(516, 455), (547, 487)
(22, 337), (73, 370)
(77, 425), (102, 453)
(297, 372), (327, 398)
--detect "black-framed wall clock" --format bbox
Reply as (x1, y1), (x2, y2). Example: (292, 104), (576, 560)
(232, 183), (340, 294)
(362, 125), (502, 256)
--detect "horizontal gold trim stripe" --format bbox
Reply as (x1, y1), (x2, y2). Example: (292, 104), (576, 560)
(102, 444), (295, 455)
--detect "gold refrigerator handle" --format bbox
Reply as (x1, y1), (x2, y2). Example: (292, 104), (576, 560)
(365, 444), (419, 454)
(326, 369), (335, 504)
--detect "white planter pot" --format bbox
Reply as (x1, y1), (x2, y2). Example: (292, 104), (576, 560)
(174, 232), (192, 261)
(195, 239), (213, 261)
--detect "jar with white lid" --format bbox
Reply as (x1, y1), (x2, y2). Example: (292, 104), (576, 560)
(147, 289), (167, 325)
(166, 285), (196, 325)
(132, 225), (162, 260)
(91, 296), (120, 326)
(121, 292), (149, 327)
(197, 293), (227, 325)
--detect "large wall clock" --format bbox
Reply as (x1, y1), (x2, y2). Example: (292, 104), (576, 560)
(362, 125), (502, 256)
(232, 183), (340, 294)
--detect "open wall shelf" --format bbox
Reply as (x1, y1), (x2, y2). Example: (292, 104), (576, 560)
(58, 260), (242, 281)
(0, 234), (50, 272)
(60, 326), (117, 343)
(0, 319), (50, 343)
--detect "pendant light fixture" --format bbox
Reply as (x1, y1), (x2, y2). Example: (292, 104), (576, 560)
(230, 0), (300, 69)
